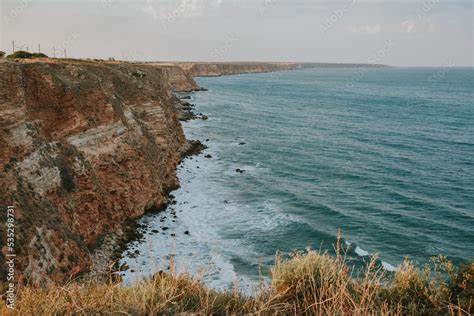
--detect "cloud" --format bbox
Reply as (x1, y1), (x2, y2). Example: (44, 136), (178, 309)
(400, 20), (416, 33)
(346, 24), (381, 34)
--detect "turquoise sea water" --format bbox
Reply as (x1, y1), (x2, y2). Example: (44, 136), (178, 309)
(122, 67), (474, 289)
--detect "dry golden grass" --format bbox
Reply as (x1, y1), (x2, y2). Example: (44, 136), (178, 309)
(2, 241), (472, 315)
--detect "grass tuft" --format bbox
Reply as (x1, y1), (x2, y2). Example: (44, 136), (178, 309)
(2, 249), (472, 315)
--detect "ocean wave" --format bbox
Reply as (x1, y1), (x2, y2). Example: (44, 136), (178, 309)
(346, 241), (396, 272)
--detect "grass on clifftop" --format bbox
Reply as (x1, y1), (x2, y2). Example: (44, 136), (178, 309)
(2, 243), (473, 315)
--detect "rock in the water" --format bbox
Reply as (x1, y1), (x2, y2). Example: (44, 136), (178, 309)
(204, 154), (212, 158)
(119, 263), (130, 271)
(181, 140), (207, 158)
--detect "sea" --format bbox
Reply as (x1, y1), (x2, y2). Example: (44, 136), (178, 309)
(120, 67), (474, 291)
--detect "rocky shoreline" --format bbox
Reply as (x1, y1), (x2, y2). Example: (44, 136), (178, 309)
(89, 91), (213, 280)
(0, 58), (388, 285)
(88, 138), (207, 281)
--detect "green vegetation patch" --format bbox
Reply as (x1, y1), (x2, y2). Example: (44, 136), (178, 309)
(6, 51), (48, 59)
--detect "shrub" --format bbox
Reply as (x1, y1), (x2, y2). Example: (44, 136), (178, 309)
(6, 51), (48, 59)
(270, 250), (352, 313)
(6, 51), (32, 59)
(31, 52), (48, 58)
(3, 250), (472, 315)
(449, 261), (474, 311)
(0, 51), (5, 58)
(381, 257), (450, 314)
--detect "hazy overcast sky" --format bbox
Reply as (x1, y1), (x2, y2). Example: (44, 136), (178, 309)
(1, 0), (472, 66)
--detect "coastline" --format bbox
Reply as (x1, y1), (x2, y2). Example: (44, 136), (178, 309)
(4, 64), (472, 315)
(0, 59), (390, 285)
(90, 93), (210, 279)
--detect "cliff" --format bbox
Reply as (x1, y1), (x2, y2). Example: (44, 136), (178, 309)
(147, 62), (304, 91)
(159, 64), (202, 92)
(175, 62), (303, 77)
(0, 59), (198, 285)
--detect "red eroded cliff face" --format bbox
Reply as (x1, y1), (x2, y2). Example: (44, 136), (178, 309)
(0, 59), (190, 284)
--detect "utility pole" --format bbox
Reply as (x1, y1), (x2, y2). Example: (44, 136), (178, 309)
(64, 48), (67, 58)
(26, 46), (29, 52)
(38, 44), (41, 53)
(12, 40), (15, 53)
(53, 47), (56, 58)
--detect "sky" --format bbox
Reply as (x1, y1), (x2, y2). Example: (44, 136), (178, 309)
(0, 0), (472, 66)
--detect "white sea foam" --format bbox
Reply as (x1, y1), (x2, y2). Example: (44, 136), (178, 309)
(381, 261), (396, 271)
(347, 242), (397, 272)
(354, 246), (370, 257)
(120, 146), (302, 292)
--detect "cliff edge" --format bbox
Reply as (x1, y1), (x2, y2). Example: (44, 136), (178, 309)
(0, 59), (194, 285)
